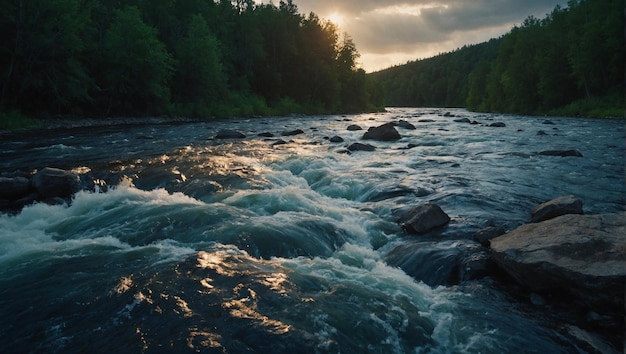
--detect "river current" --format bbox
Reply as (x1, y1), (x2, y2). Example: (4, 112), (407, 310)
(0, 108), (624, 353)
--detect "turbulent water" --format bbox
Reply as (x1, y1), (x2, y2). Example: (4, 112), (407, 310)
(0, 108), (624, 353)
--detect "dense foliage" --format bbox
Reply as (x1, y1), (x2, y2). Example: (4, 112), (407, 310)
(373, 0), (624, 117)
(0, 0), (384, 122)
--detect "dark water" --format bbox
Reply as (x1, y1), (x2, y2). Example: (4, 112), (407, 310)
(1, 108), (624, 353)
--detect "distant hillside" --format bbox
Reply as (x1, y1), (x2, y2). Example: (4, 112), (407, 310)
(371, 0), (624, 117)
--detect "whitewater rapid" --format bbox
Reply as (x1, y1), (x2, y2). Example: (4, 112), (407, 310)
(0, 108), (623, 352)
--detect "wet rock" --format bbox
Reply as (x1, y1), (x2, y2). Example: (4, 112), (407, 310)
(347, 124), (362, 131)
(281, 129), (304, 136)
(531, 195), (583, 223)
(443, 112), (454, 117)
(257, 132), (274, 138)
(0, 176), (31, 199)
(453, 118), (471, 123)
(473, 225), (506, 246)
(397, 203), (450, 235)
(491, 212), (626, 315)
(397, 120), (416, 129)
(386, 240), (490, 286)
(347, 142), (376, 152)
(542, 119), (555, 125)
(489, 122), (506, 127)
(32, 167), (80, 198)
(536, 130), (548, 136)
(215, 129), (246, 139)
(329, 136), (344, 143)
(417, 119), (435, 123)
(362, 123), (401, 141)
(538, 149), (583, 157)
(272, 139), (288, 146)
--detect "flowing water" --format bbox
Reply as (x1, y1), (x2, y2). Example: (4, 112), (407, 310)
(0, 108), (624, 353)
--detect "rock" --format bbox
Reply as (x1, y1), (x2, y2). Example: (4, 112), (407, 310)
(491, 212), (626, 314)
(536, 130), (548, 136)
(397, 120), (416, 129)
(443, 112), (454, 117)
(347, 124), (362, 131)
(453, 117), (471, 123)
(271, 139), (288, 146)
(531, 195), (583, 223)
(489, 122), (506, 127)
(215, 129), (246, 139)
(417, 119), (435, 123)
(281, 129), (304, 136)
(542, 119), (555, 125)
(473, 225), (506, 246)
(0, 176), (32, 199)
(329, 136), (344, 143)
(257, 132), (274, 138)
(397, 203), (450, 235)
(347, 142), (376, 152)
(538, 149), (583, 157)
(362, 123), (401, 141)
(32, 167), (80, 198)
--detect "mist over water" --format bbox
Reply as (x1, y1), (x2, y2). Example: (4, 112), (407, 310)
(1, 108), (623, 352)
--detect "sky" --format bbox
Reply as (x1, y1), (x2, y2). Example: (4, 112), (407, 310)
(288, 0), (568, 72)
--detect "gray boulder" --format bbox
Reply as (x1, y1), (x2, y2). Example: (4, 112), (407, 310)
(363, 123), (401, 141)
(397, 120), (416, 129)
(531, 195), (583, 223)
(491, 212), (626, 313)
(347, 124), (362, 131)
(397, 203), (450, 235)
(329, 136), (344, 143)
(32, 167), (80, 198)
(0, 176), (32, 199)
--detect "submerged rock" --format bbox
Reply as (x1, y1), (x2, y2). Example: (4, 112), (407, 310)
(281, 129), (304, 136)
(397, 203), (450, 235)
(362, 123), (401, 141)
(453, 117), (471, 123)
(215, 129), (246, 139)
(491, 212), (626, 314)
(531, 195), (583, 223)
(538, 149), (583, 157)
(32, 167), (80, 198)
(489, 122), (506, 127)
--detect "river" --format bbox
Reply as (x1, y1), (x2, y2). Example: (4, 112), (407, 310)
(0, 108), (624, 353)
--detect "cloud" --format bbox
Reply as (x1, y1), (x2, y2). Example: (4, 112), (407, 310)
(285, 0), (567, 71)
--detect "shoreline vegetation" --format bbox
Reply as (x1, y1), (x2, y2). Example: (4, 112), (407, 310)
(0, 0), (385, 131)
(1, 0), (623, 131)
(372, 0), (623, 119)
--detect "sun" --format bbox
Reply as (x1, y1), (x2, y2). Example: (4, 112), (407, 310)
(327, 12), (345, 27)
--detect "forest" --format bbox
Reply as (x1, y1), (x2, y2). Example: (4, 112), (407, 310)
(0, 0), (385, 126)
(372, 0), (623, 117)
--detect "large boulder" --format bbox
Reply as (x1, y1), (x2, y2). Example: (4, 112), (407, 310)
(347, 142), (376, 152)
(397, 203), (450, 235)
(362, 123), (401, 141)
(32, 167), (80, 198)
(0, 176), (32, 199)
(491, 212), (626, 313)
(531, 195), (583, 223)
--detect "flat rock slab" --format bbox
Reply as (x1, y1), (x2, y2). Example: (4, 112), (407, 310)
(491, 212), (626, 312)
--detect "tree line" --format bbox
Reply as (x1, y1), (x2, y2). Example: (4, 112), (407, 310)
(373, 0), (623, 117)
(0, 0), (385, 123)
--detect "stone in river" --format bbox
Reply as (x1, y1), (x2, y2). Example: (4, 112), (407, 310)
(329, 136), (344, 143)
(530, 195), (583, 223)
(362, 123), (401, 141)
(397, 203), (450, 235)
(215, 129), (246, 139)
(538, 149), (583, 157)
(0, 176), (31, 199)
(32, 167), (80, 198)
(489, 122), (506, 127)
(347, 124), (363, 131)
(490, 212), (626, 315)
(281, 129), (304, 136)
(347, 142), (376, 152)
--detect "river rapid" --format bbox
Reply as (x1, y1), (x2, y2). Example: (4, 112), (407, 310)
(1, 108), (624, 353)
